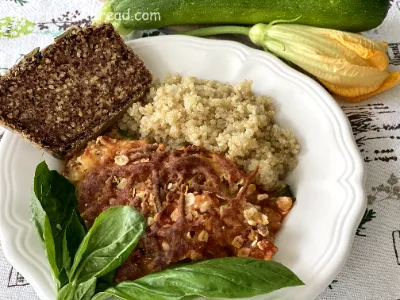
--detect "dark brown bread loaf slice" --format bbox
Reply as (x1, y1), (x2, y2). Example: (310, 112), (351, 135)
(0, 23), (152, 158)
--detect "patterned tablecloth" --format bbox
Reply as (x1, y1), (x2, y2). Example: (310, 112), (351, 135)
(0, 0), (399, 299)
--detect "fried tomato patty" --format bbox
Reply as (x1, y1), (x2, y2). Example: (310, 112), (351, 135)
(64, 136), (294, 281)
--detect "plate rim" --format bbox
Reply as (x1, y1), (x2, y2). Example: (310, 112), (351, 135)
(0, 35), (366, 300)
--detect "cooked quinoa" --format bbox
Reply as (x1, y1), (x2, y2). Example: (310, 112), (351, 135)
(118, 74), (300, 190)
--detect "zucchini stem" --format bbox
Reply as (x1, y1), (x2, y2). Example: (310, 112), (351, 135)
(182, 26), (250, 37)
(180, 17), (301, 38)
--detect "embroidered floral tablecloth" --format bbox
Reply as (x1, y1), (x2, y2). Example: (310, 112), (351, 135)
(0, 0), (399, 299)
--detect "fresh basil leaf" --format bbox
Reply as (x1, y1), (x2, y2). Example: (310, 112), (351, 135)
(89, 293), (111, 300)
(92, 258), (303, 300)
(62, 228), (71, 279)
(33, 161), (78, 238)
(95, 270), (117, 294)
(43, 214), (61, 289)
(57, 282), (71, 300)
(32, 185), (67, 289)
(70, 206), (146, 283)
(73, 277), (97, 300)
(31, 161), (87, 289)
(30, 188), (46, 245)
(117, 129), (139, 140)
(65, 211), (87, 275)
(57, 278), (97, 300)
(275, 184), (294, 198)
(59, 211), (87, 286)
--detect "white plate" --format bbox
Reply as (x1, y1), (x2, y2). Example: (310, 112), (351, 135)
(0, 35), (365, 300)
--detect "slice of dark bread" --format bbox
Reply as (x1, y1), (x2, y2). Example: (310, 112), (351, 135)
(0, 23), (152, 158)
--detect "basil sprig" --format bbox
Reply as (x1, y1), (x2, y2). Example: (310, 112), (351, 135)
(31, 161), (303, 300)
(92, 257), (303, 300)
(58, 206), (145, 300)
(31, 162), (146, 300)
(31, 161), (87, 289)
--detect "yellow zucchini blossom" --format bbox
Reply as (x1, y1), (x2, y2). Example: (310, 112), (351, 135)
(183, 21), (400, 102)
(248, 23), (400, 102)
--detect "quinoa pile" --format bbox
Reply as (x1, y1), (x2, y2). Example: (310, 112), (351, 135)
(118, 74), (299, 190)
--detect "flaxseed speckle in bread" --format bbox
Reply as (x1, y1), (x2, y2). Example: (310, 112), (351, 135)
(0, 23), (152, 158)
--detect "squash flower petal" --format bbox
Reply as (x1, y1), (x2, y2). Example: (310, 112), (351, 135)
(340, 72), (400, 102)
(249, 23), (400, 102)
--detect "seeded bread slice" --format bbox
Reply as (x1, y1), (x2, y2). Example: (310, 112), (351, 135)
(0, 23), (152, 158)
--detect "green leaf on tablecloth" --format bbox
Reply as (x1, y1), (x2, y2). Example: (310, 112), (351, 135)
(0, 16), (35, 39)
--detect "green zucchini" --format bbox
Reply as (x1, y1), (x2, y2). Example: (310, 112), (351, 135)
(98, 0), (389, 33)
